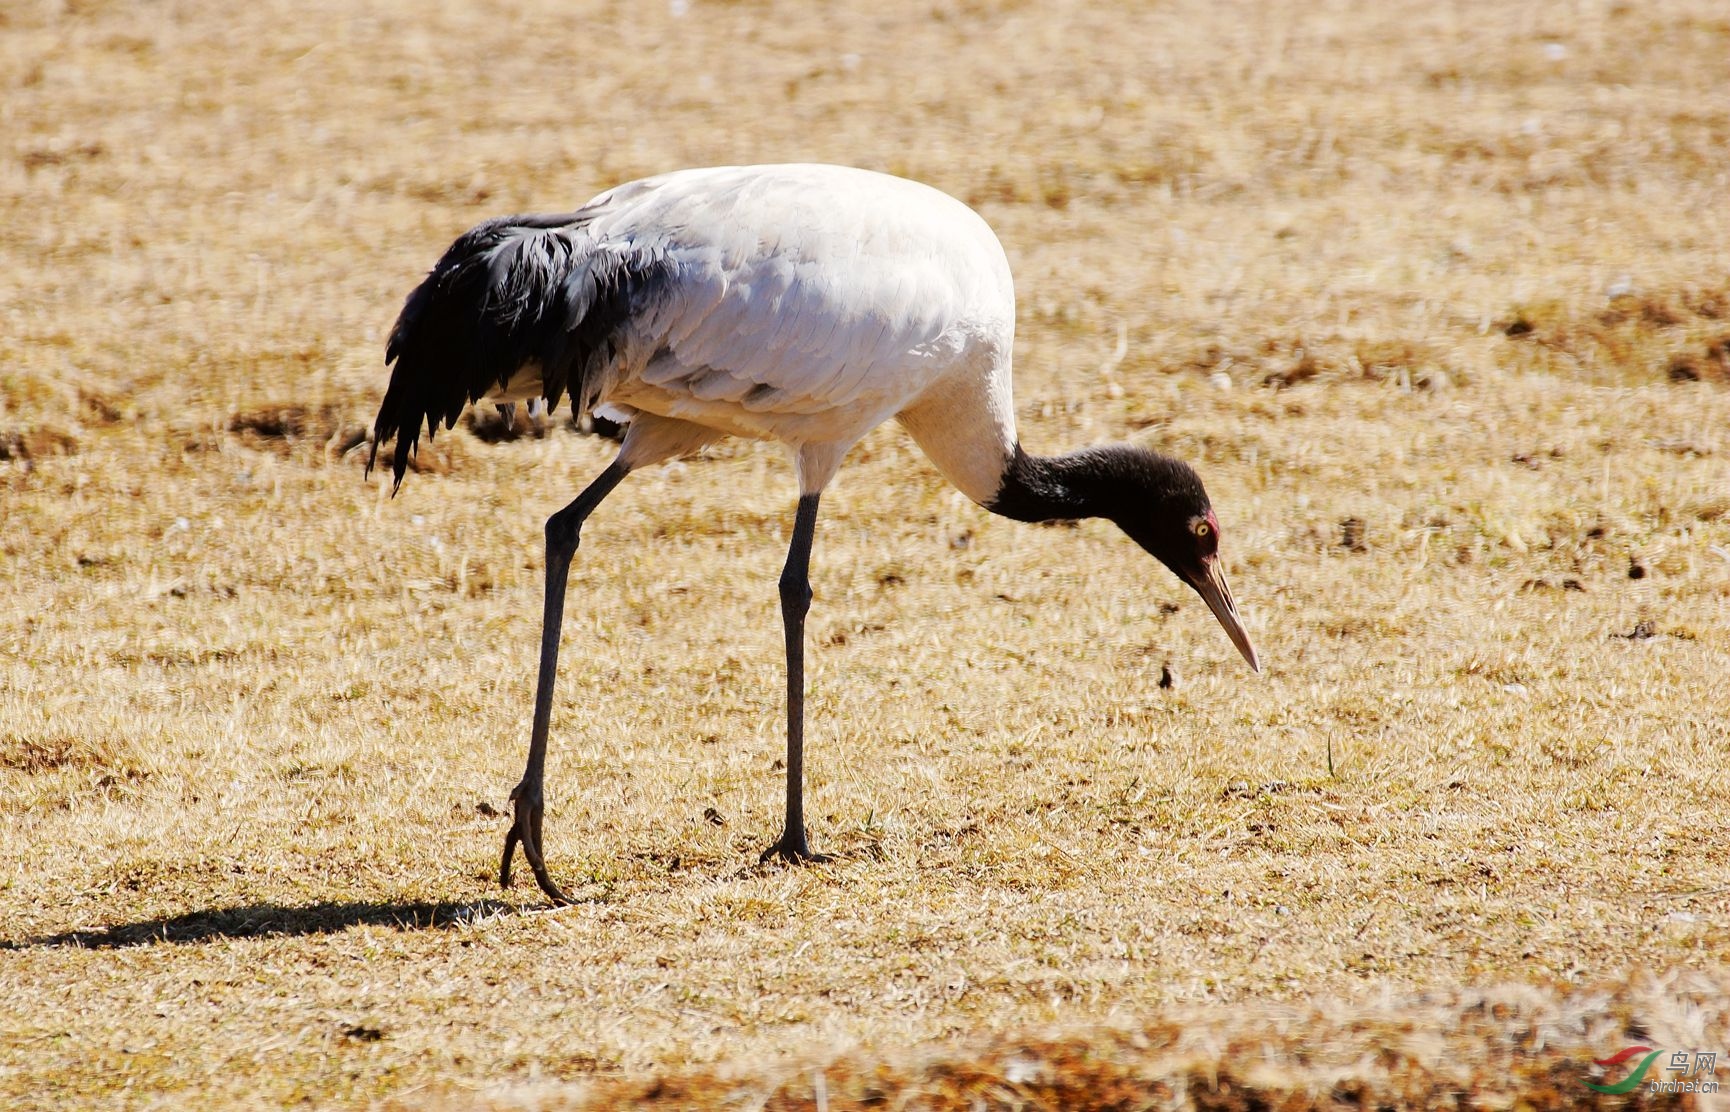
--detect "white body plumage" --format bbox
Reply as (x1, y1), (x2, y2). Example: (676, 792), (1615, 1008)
(487, 164), (1021, 501)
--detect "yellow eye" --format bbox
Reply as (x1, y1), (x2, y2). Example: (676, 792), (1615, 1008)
(1194, 521), (1211, 537)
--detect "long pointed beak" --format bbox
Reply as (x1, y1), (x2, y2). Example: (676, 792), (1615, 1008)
(1188, 559), (1260, 672)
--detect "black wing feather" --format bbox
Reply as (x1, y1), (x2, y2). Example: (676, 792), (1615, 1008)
(370, 212), (670, 489)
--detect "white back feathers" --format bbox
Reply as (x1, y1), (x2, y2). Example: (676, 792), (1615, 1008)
(373, 164), (1018, 497)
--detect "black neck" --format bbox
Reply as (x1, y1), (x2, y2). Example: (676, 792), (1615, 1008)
(988, 445), (1093, 522)
(987, 442), (1207, 526)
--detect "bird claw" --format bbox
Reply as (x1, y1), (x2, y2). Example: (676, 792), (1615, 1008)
(758, 828), (833, 865)
(500, 781), (575, 906)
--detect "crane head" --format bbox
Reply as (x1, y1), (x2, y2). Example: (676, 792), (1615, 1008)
(1170, 509), (1259, 673)
(1107, 459), (1260, 673)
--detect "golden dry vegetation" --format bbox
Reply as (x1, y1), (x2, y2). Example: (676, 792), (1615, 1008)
(3, 0), (1728, 1107)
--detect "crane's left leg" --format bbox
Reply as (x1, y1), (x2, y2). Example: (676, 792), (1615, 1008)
(502, 458), (631, 904)
(761, 492), (831, 863)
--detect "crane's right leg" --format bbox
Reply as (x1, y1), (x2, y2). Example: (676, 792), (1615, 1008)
(502, 458), (631, 905)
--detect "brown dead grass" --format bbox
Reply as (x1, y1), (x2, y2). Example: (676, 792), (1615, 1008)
(484, 970), (1729, 1111)
(1502, 283), (1730, 385)
(2, 0), (1728, 1108)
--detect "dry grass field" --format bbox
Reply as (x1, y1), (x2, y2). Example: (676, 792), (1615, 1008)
(3, 0), (1729, 1107)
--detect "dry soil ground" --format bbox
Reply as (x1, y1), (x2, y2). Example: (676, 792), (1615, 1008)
(2, 0), (1728, 1108)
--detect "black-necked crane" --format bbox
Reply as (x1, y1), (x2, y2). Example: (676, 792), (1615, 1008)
(371, 163), (1259, 905)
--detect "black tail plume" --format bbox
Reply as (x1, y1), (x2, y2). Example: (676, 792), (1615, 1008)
(369, 212), (669, 489)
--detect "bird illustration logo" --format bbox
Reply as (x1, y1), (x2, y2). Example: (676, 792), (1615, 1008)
(1587, 1046), (1661, 1094)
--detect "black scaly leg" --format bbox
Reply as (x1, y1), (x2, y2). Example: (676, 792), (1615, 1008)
(761, 492), (832, 863)
(502, 458), (631, 904)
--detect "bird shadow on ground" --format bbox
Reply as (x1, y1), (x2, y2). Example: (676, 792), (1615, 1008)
(5, 898), (520, 950)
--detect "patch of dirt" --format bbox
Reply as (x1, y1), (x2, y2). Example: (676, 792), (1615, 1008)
(229, 403), (344, 442)
(0, 733), (106, 773)
(0, 733), (147, 802)
(229, 403), (370, 457)
(1500, 285), (1730, 385)
(0, 426), (79, 461)
(1186, 336), (1456, 390)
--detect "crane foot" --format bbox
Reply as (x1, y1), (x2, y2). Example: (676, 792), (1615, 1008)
(758, 827), (833, 865)
(500, 781), (575, 906)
